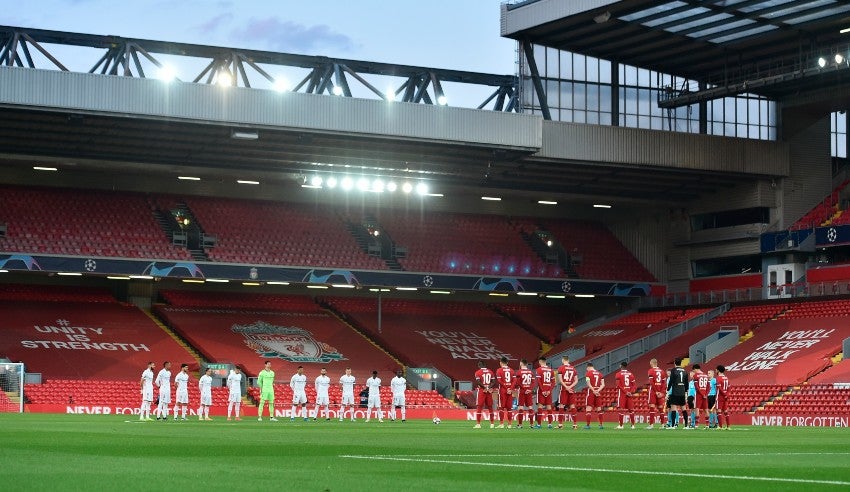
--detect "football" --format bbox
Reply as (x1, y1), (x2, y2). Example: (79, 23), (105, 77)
(432, 417), (441, 424)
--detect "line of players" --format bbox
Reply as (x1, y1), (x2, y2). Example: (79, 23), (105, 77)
(473, 355), (731, 430)
(138, 360), (409, 422)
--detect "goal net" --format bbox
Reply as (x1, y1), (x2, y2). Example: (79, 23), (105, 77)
(0, 362), (24, 413)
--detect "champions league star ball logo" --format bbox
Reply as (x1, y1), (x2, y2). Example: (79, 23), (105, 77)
(84, 259), (97, 272)
(828, 227), (838, 243)
(422, 275), (434, 287)
(232, 321), (346, 363)
(562, 281), (572, 293)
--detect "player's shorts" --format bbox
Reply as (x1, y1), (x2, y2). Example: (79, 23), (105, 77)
(260, 390), (274, 402)
(229, 391), (241, 403)
(201, 393), (212, 406)
(687, 395), (695, 409)
(292, 391), (308, 405)
(585, 390), (603, 409)
(176, 389), (189, 404)
(558, 389), (577, 408)
(647, 387), (665, 407)
(476, 390), (494, 409)
(715, 393), (727, 412)
(516, 390), (534, 408)
(341, 394), (355, 406)
(617, 390), (634, 410)
(668, 394), (685, 407)
(316, 395), (330, 406)
(142, 387), (153, 402)
(536, 389), (553, 407)
(707, 395), (717, 410)
(367, 394), (381, 408)
(694, 393), (708, 410)
(158, 388), (172, 404)
(498, 390), (512, 409)
(392, 395), (405, 407)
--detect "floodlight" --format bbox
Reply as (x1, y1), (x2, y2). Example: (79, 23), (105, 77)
(310, 176), (323, 187)
(332, 85), (343, 96)
(415, 182), (429, 195)
(836, 53), (845, 65)
(818, 57), (827, 68)
(402, 182), (413, 194)
(357, 177), (370, 191)
(341, 176), (354, 191)
(386, 88), (396, 101)
(326, 176), (338, 189)
(386, 182), (398, 192)
(437, 95), (448, 106)
(372, 179), (385, 192)
(217, 71), (233, 87)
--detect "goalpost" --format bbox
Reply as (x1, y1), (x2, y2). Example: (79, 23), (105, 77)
(0, 362), (24, 413)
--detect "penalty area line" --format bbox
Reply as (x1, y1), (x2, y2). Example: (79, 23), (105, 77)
(339, 455), (850, 486)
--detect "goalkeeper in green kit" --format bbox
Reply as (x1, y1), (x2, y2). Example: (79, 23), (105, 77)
(257, 361), (278, 421)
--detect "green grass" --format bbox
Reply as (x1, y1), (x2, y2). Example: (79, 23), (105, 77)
(1, 414), (849, 492)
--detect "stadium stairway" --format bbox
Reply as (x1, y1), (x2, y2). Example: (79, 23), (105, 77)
(144, 309), (206, 372)
(316, 299), (407, 370)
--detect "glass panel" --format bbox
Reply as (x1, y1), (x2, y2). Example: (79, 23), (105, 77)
(709, 24), (778, 43)
(586, 84), (599, 111)
(574, 83), (587, 110)
(573, 110), (586, 124)
(599, 85), (612, 112)
(560, 81), (573, 109)
(739, 0), (799, 13)
(763, 0), (835, 19)
(560, 51), (572, 79)
(599, 113), (612, 126)
(783, 4), (850, 24)
(599, 59), (612, 84)
(643, 7), (710, 27)
(688, 19), (754, 38)
(666, 13), (733, 33)
(620, 2), (688, 22)
(587, 112), (600, 125)
(573, 54), (586, 81)
(586, 56), (599, 83)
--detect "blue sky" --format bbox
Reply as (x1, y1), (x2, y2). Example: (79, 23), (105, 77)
(4, 1), (518, 106)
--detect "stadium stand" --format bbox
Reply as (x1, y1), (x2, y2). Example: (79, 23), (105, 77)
(780, 298), (850, 319)
(516, 219), (655, 282)
(0, 284), (117, 303)
(789, 180), (850, 230)
(323, 297), (541, 381)
(25, 379), (232, 407)
(545, 308), (709, 359)
(368, 209), (560, 277)
(705, 316), (850, 385)
(490, 303), (583, 343)
(763, 384), (850, 415)
(155, 292), (400, 381)
(708, 302), (788, 334)
(0, 299), (196, 379)
(181, 196), (387, 270)
(0, 186), (190, 260)
(808, 359), (850, 385)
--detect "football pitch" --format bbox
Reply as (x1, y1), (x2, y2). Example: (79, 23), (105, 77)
(1, 414), (848, 492)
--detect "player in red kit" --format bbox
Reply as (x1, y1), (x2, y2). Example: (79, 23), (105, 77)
(515, 359), (536, 429)
(557, 355), (579, 429)
(646, 358), (667, 429)
(614, 361), (637, 429)
(495, 356), (515, 428)
(535, 357), (556, 429)
(473, 360), (496, 429)
(691, 364), (710, 429)
(714, 364), (730, 429)
(584, 362), (605, 429)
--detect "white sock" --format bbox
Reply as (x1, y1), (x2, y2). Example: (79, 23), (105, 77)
(291, 405), (297, 418)
(181, 406), (187, 418)
(401, 407), (406, 420)
(228, 402), (233, 418)
(235, 403), (240, 418)
(204, 407), (209, 418)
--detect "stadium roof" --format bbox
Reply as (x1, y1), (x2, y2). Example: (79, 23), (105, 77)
(503, 0), (850, 100)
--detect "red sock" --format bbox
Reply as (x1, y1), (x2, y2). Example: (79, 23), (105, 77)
(476, 411), (481, 424)
(507, 410), (513, 423)
(489, 411), (494, 424)
(597, 412), (604, 425)
(618, 413), (624, 425)
(518, 412), (524, 425)
(586, 412), (592, 426)
(629, 412), (635, 425)
(570, 408), (578, 424)
(648, 411), (655, 424)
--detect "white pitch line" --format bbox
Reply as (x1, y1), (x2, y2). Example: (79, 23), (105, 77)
(366, 452), (850, 458)
(339, 455), (850, 486)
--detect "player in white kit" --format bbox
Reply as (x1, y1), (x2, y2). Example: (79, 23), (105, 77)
(154, 361), (172, 420)
(173, 364), (190, 420)
(227, 367), (243, 421)
(139, 361), (155, 421)
(313, 367), (331, 421)
(365, 371), (383, 423)
(198, 367), (213, 421)
(339, 367), (356, 422)
(389, 370), (407, 422)
(290, 366), (308, 421)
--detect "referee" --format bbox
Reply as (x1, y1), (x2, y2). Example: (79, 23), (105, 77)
(667, 358), (688, 428)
